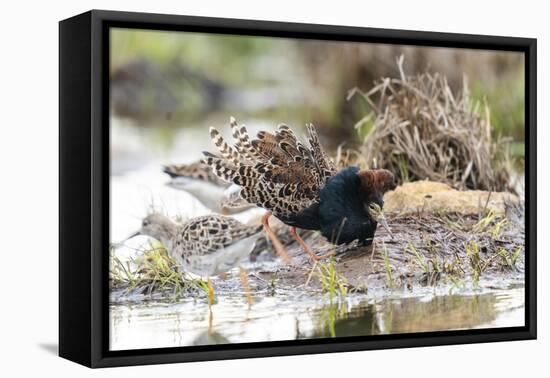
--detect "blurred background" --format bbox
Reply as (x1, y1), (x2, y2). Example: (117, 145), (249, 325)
(110, 27), (524, 165)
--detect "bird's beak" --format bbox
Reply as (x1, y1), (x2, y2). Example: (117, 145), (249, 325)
(366, 202), (394, 239)
(109, 230), (141, 249)
(126, 230), (141, 240)
(377, 215), (394, 239)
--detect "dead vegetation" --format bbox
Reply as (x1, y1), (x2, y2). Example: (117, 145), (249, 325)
(348, 56), (514, 192)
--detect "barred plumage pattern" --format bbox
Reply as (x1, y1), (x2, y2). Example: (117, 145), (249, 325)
(139, 213), (263, 276)
(174, 214), (262, 258)
(203, 117), (337, 219)
(162, 161), (228, 187)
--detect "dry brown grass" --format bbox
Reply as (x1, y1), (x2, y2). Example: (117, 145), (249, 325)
(349, 56), (513, 192)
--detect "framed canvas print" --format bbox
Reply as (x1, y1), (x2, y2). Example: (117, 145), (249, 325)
(59, 10), (536, 368)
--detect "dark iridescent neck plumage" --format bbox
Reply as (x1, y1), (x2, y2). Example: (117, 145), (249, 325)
(318, 166), (378, 244)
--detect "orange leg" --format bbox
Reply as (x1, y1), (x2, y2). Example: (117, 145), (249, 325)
(207, 278), (215, 307)
(262, 212), (291, 264)
(239, 266), (254, 307)
(290, 227), (334, 262)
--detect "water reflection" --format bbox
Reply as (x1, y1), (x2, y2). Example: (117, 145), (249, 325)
(311, 290), (522, 338)
(110, 288), (524, 351)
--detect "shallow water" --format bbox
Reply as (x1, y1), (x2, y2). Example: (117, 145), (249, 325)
(110, 286), (524, 350)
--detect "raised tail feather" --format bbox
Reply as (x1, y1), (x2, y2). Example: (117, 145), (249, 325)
(201, 151), (240, 184)
(203, 117), (336, 218)
(229, 117), (263, 161)
(306, 123), (337, 180)
(208, 127), (241, 166)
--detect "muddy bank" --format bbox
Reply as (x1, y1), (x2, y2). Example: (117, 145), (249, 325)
(256, 204), (524, 294)
(111, 181), (524, 303)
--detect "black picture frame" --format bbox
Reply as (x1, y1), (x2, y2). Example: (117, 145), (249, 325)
(59, 9), (537, 368)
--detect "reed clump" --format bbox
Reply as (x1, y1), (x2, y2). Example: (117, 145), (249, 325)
(110, 241), (209, 300)
(349, 56), (513, 192)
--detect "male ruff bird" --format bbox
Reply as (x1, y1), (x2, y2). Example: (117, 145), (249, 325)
(203, 117), (396, 262)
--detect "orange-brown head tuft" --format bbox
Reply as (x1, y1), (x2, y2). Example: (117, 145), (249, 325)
(357, 169), (397, 197)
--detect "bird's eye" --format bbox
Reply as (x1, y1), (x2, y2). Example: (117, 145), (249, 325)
(142, 220), (149, 227)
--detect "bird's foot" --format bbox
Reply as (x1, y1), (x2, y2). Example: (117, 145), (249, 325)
(308, 250), (335, 262)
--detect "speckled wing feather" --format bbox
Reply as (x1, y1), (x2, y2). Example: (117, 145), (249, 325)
(306, 123), (337, 178)
(174, 215), (262, 257)
(203, 117), (336, 219)
(162, 161), (227, 186)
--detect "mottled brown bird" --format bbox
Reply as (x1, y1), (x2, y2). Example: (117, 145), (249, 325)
(136, 213), (262, 276)
(203, 117), (396, 261)
(163, 161), (253, 214)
